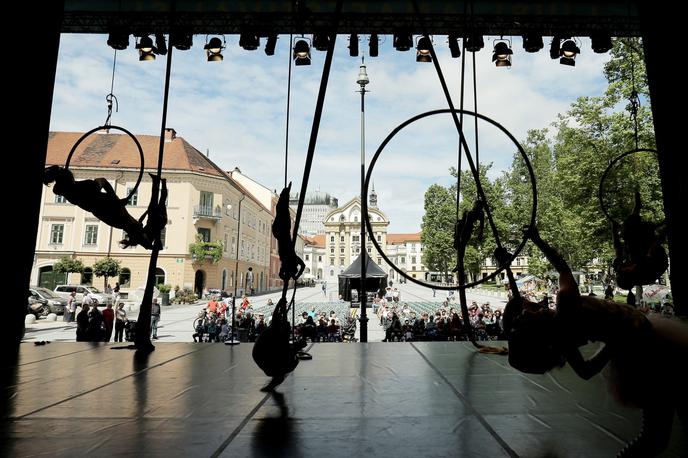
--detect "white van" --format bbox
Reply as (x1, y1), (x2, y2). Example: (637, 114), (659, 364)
(54, 285), (114, 306)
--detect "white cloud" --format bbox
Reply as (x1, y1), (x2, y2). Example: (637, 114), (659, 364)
(50, 34), (611, 232)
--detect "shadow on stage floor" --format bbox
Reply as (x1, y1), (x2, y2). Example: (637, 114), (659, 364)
(1, 342), (685, 457)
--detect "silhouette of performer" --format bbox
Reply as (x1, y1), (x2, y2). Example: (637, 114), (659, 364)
(44, 166), (167, 250)
(504, 227), (687, 457)
(452, 199), (485, 271)
(611, 191), (667, 290)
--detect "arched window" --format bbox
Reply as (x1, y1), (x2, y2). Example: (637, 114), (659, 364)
(155, 267), (166, 286)
(119, 268), (131, 287)
(82, 267), (93, 285)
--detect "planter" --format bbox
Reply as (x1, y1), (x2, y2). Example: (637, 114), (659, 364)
(160, 292), (170, 306)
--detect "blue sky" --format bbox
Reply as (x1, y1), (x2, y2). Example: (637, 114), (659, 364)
(50, 34), (611, 232)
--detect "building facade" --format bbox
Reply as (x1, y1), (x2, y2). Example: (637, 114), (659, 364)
(33, 129), (272, 299)
(385, 233), (425, 283)
(289, 190), (338, 236)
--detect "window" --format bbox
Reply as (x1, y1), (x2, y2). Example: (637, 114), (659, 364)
(119, 268), (131, 287)
(412, 256), (416, 264)
(378, 257), (382, 264)
(340, 258), (345, 266)
(198, 228), (211, 242)
(352, 235), (359, 242)
(340, 247), (344, 254)
(82, 267), (93, 285)
(318, 255), (322, 262)
(224, 233), (228, 252)
(159, 227), (167, 248)
(340, 235), (344, 242)
(155, 267), (165, 286)
(126, 188), (138, 206)
(367, 247), (371, 253)
(54, 194), (66, 203)
(50, 224), (64, 244)
(200, 191), (213, 212)
(305, 254), (310, 261)
(401, 257), (405, 264)
(353, 216), (358, 222)
(330, 258), (335, 266)
(377, 235), (381, 242)
(330, 235), (335, 243)
(330, 248), (334, 254)
(84, 225), (98, 245)
(330, 270), (334, 276)
(516, 258), (521, 266)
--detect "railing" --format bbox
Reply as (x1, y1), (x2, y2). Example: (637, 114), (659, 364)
(193, 205), (222, 219)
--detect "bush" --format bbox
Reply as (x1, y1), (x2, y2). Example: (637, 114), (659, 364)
(158, 284), (172, 294)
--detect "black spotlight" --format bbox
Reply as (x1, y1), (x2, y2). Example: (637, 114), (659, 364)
(393, 33), (413, 51)
(448, 34), (461, 58)
(264, 34), (277, 55)
(171, 31), (193, 50)
(416, 36), (432, 63)
(239, 33), (260, 50)
(136, 35), (156, 61)
(492, 40), (512, 67)
(465, 31), (484, 52)
(107, 30), (129, 50)
(313, 34), (330, 51)
(559, 39), (580, 66)
(591, 32), (613, 53)
(369, 34), (379, 57)
(204, 36), (225, 62)
(549, 36), (561, 59)
(522, 32), (544, 53)
(154, 33), (167, 55)
(349, 34), (359, 57)
(293, 39), (311, 65)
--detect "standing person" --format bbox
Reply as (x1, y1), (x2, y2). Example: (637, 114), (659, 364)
(102, 303), (115, 342)
(76, 303), (89, 342)
(150, 298), (161, 340)
(86, 302), (103, 342)
(114, 303), (127, 342)
(322, 282), (327, 297)
(65, 291), (77, 323)
(113, 282), (120, 304)
(246, 267), (254, 295)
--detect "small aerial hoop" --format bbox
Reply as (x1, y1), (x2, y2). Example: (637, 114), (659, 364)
(598, 148), (661, 226)
(364, 108), (538, 291)
(65, 125), (145, 203)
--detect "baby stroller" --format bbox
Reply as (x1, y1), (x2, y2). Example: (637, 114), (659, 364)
(125, 320), (137, 342)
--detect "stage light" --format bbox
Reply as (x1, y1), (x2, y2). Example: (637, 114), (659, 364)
(549, 36), (561, 59)
(522, 32), (544, 53)
(591, 32), (613, 53)
(107, 31), (129, 50)
(560, 39), (580, 66)
(448, 34), (461, 58)
(313, 34), (330, 51)
(492, 40), (512, 67)
(293, 38), (311, 65)
(154, 34), (167, 55)
(264, 34), (277, 55)
(349, 34), (359, 57)
(416, 36), (432, 63)
(393, 33), (413, 51)
(369, 34), (379, 57)
(239, 33), (259, 50)
(465, 31), (484, 52)
(204, 36), (225, 62)
(171, 31), (193, 50)
(136, 36), (156, 61)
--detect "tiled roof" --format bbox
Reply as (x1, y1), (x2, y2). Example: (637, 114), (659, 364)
(386, 232), (422, 244)
(302, 234), (325, 247)
(46, 130), (224, 177)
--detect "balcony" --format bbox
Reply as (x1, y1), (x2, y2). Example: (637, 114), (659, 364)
(193, 205), (222, 221)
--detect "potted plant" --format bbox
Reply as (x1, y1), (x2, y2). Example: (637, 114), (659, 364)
(158, 284), (172, 306)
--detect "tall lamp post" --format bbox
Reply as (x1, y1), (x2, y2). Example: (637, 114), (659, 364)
(357, 57), (369, 342)
(225, 194), (245, 346)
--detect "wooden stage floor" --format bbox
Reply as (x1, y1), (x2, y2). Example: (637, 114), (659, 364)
(1, 342), (685, 457)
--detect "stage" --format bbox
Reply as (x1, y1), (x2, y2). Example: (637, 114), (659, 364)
(1, 342), (685, 457)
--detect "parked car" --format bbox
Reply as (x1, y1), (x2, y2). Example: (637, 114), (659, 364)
(54, 285), (114, 306)
(30, 286), (67, 314)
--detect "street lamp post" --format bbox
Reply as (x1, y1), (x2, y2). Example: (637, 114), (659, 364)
(357, 57), (369, 342)
(225, 194), (245, 346)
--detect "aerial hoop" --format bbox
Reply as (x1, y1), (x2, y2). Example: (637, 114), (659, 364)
(65, 125), (145, 203)
(598, 147), (661, 226)
(364, 108), (537, 291)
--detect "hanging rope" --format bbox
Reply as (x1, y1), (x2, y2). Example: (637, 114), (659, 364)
(104, 50), (118, 127)
(284, 34), (293, 189)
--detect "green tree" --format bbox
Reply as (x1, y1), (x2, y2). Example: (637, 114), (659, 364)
(53, 257), (84, 284)
(421, 184), (456, 281)
(92, 257), (122, 290)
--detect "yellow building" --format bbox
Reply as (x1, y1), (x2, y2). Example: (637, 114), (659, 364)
(33, 129), (272, 298)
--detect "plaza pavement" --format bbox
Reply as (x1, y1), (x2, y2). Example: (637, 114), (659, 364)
(22, 281), (509, 343)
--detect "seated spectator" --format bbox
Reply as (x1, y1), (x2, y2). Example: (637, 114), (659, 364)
(384, 313), (403, 342)
(300, 315), (317, 342)
(327, 319), (340, 342)
(218, 319), (229, 342)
